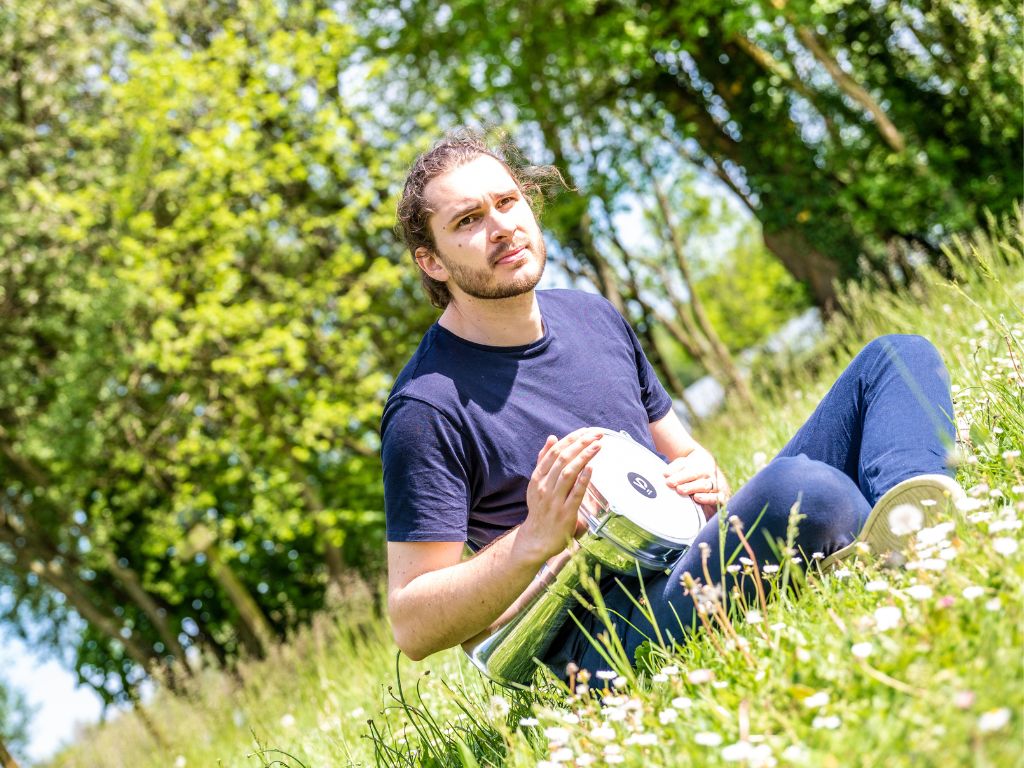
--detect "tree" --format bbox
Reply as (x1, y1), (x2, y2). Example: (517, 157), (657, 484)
(0, 0), (434, 703)
(367, 0), (1023, 309)
(0, 675), (31, 767)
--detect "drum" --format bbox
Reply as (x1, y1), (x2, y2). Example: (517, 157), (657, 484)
(468, 428), (705, 687)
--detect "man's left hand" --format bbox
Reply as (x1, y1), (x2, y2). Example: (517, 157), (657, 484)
(663, 445), (730, 519)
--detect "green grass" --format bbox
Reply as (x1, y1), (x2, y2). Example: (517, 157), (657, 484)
(48, 212), (1023, 768)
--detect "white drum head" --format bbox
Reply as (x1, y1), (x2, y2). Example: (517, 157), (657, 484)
(585, 429), (704, 545)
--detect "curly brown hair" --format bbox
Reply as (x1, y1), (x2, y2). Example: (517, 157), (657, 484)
(396, 128), (565, 308)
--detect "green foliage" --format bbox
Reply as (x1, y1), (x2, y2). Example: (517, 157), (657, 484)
(0, 675), (32, 762)
(367, 0), (1023, 306)
(694, 224), (811, 354)
(0, 0), (434, 702)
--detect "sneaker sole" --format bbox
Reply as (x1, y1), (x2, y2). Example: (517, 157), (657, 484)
(818, 474), (964, 572)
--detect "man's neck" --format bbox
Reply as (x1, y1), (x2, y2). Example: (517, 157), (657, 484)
(438, 291), (544, 347)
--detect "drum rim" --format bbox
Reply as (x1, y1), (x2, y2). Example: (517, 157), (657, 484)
(582, 429), (704, 547)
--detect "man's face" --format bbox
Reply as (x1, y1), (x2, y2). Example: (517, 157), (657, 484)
(417, 155), (546, 302)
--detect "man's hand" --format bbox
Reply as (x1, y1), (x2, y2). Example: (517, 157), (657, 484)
(519, 428), (603, 562)
(663, 444), (730, 519)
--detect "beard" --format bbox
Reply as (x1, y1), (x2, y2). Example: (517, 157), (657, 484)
(439, 236), (547, 301)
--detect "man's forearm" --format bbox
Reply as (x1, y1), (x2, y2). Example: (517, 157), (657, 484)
(388, 526), (550, 660)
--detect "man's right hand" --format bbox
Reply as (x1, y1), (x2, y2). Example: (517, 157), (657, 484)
(519, 428), (604, 563)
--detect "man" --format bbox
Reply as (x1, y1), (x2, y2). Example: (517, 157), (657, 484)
(381, 130), (961, 676)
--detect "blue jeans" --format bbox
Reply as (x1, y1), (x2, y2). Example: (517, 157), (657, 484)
(546, 334), (956, 674)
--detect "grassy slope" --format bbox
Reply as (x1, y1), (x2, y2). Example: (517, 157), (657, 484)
(49, 215), (1023, 768)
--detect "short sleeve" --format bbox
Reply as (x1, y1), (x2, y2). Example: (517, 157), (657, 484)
(618, 312), (673, 422)
(381, 396), (471, 542)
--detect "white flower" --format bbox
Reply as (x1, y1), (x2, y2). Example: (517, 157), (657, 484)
(624, 733), (657, 746)
(905, 584), (934, 600)
(990, 519), (1023, 533)
(490, 695), (510, 717)
(174, 758), (187, 768)
(953, 691), (975, 709)
(812, 715), (841, 729)
(687, 668), (714, 684)
(992, 537), (1018, 555)
(520, 717), (539, 727)
(722, 742), (776, 766)
(781, 744), (807, 762)
(279, 713), (296, 728)
(803, 691), (829, 709)
(888, 504), (924, 535)
(544, 726), (570, 746)
(595, 670), (617, 680)
(958, 497), (986, 512)
(589, 725), (615, 741)
(551, 747), (575, 762)
(561, 712), (580, 725)
(576, 756), (596, 767)
(660, 664), (680, 676)
(762, 564), (780, 574)
(671, 696), (693, 710)
(977, 708), (1011, 733)
(832, 567), (852, 579)
(605, 707), (627, 722)
(746, 610), (764, 624)
(753, 451), (768, 470)
(318, 714), (341, 732)
(917, 522), (955, 547)
(651, 673), (669, 683)
(695, 731), (724, 746)
(721, 741), (753, 762)
(985, 597), (1001, 611)
(612, 675), (628, 688)
(851, 642), (873, 659)
(865, 579), (889, 592)
(659, 708), (679, 724)
(962, 585), (985, 600)
(874, 605), (902, 630)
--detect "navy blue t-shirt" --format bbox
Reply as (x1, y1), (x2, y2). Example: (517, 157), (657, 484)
(381, 289), (673, 549)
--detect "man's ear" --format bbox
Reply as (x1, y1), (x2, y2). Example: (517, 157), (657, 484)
(415, 246), (449, 283)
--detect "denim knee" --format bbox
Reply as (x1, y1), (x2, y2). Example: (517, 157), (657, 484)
(750, 455), (869, 548)
(860, 334), (945, 369)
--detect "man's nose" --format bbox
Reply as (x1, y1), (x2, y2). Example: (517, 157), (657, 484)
(488, 207), (517, 241)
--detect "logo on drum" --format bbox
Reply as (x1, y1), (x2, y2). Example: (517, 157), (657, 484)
(626, 472), (657, 499)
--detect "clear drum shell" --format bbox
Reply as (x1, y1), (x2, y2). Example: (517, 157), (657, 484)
(576, 429), (704, 573)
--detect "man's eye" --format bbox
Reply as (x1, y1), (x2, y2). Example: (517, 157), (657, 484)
(457, 214), (476, 227)
(499, 196), (516, 207)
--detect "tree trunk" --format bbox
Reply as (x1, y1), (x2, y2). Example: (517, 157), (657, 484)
(106, 557), (191, 674)
(0, 736), (20, 768)
(795, 27), (905, 153)
(648, 174), (756, 408)
(186, 524), (274, 658)
(761, 228), (840, 313)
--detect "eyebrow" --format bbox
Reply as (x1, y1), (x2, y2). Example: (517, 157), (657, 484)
(442, 189), (520, 227)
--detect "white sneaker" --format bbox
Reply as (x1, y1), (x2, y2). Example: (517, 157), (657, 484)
(819, 474), (965, 571)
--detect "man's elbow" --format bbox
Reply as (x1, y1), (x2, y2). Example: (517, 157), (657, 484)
(388, 598), (431, 661)
(391, 623), (432, 661)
